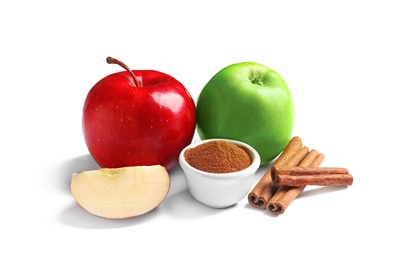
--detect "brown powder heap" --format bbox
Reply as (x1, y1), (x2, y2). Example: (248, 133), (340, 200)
(184, 140), (252, 173)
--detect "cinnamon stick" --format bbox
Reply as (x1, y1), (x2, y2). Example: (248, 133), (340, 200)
(248, 136), (304, 209)
(266, 152), (325, 215)
(271, 166), (353, 186)
(266, 149), (319, 208)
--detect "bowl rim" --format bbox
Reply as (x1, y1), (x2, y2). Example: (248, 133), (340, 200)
(179, 138), (261, 179)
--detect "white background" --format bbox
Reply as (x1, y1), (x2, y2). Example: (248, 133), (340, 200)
(1, 0), (394, 259)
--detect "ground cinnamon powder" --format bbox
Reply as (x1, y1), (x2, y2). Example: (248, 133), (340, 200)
(184, 140), (252, 173)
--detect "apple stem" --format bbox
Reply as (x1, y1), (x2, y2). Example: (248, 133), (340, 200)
(106, 57), (140, 86)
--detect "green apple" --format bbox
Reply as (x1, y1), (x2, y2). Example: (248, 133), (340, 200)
(196, 62), (294, 165)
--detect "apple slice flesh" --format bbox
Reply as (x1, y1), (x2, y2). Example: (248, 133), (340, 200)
(71, 165), (170, 219)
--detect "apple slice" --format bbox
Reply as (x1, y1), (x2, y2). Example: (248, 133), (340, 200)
(71, 165), (170, 219)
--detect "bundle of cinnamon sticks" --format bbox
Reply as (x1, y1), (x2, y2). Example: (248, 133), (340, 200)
(248, 136), (353, 215)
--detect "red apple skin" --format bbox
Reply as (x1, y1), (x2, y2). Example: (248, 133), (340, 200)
(82, 70), (196, 170)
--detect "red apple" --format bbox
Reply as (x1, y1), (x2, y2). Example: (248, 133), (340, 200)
(82, 57), (196, 170)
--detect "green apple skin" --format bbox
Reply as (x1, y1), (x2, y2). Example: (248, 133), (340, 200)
(196, 62), (294, 165)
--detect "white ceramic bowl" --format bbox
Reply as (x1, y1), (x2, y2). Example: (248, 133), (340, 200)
(179, 138), (261, 208)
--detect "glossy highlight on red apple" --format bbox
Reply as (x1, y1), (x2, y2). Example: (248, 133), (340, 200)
(82, 57), (196, 170)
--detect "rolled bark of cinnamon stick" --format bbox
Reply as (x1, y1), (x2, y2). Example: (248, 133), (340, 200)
(271, 166), (353, 186)
(266, 149), (319, 208)
(247, 136), (304, 209)
(266, 152), (325, 215)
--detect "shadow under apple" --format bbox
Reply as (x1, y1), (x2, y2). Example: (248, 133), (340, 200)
(59, 200), (162, 229)
(56, 153), (100, 194)
(57, 154), (223, 228)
